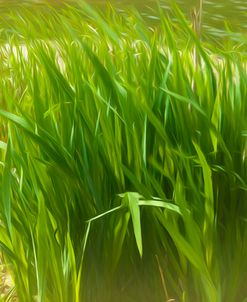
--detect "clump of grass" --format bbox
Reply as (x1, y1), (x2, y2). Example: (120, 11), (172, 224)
(0, 2), (247, 302)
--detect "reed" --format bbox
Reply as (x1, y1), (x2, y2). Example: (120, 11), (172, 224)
(0, 2), (247, 301)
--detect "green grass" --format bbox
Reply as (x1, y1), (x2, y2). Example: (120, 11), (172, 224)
(0, 2), (247, 301)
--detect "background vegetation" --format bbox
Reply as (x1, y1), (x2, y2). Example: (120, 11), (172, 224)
(0, 2), (247, 301)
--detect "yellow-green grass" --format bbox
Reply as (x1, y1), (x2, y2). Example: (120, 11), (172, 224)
(0, 2), (247, 302)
